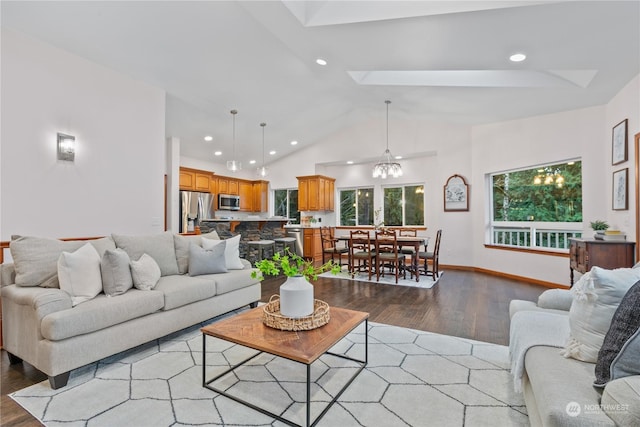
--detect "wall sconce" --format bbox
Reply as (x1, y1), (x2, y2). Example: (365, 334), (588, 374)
(57, 133), (75, 161)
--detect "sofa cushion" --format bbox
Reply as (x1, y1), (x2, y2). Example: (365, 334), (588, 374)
(100, 248), (133, 296)
(595, 280), (640, 387)
(202, 235), (244, 270)
(153, 275), (217, 311)
(601, 376), (640, 426)
(537, 288), (574, 311)
(10, 236), (115, 288)
(210, 266), (260, 295)
(562, 267), (640, 362)
(131, 254), (161, 291)
(57, 243), (103, 306)
(41, 290), (164, 341)
(174, 231), (220, 274)
(525, 346), (615, 426)
(188, 241), (227, 276)
(112, 232), (179, 276)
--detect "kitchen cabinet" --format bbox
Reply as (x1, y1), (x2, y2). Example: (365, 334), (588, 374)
(297, 175), (335, 212)
(238, 180), (253, 211)
(179, 168), (213, 192)
(253, 181), (269, 213)
(194, 172), (212, 192)
(303, 228), (322, 263)
(179, 169), (195, 190)
(569, 238), (636, 285)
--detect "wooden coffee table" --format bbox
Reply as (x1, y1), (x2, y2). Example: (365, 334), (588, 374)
(201, 305), (369, 427)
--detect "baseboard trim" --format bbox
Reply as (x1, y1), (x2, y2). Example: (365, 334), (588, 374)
(440, 264), (569, 289)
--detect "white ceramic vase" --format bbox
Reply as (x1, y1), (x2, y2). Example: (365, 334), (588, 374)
(279, 275), (314, 318)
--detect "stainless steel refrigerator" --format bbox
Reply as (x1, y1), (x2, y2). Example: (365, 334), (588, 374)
(180, 191), (215, 233)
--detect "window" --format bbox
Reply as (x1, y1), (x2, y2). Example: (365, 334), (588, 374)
(339, 187), (374, 226)
(490, 160), (583, 250)
(383, 185), (425, 226)
(274, 189), (299, 223)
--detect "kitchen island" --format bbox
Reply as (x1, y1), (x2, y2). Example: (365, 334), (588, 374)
(199, 218), (292, 265)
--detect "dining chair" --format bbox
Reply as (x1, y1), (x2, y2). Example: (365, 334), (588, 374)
(349, 230), (376, 280)
(397, 228), (419, 279)
(418, 229), (442, 279)
(374, 229), (402, 284)
(320, 226), (349, 267)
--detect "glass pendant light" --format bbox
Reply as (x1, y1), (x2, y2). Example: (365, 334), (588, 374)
(226, 109), (241, 172)
(257, 122), (268, 177)
(372, 100), (403, 179)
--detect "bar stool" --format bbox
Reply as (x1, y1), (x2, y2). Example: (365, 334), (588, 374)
(247, 240), (276, 263)
(273, 237), (297, 256)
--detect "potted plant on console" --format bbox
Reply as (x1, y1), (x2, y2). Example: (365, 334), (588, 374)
(590, 220), (609, 240)
(251, 249), (340, 318)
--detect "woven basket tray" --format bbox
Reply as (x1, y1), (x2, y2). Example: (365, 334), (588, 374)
(262, 295), (330, 331)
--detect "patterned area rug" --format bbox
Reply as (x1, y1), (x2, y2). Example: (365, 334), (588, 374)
(319, 268), (442, 289)
(10, 310), (527, 427)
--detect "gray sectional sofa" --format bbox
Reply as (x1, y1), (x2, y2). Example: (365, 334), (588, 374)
(510, 287), (640, 427)
(1, 231), (261, 389)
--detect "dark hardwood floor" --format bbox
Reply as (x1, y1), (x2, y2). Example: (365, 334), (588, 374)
(1, 269), (544, 426)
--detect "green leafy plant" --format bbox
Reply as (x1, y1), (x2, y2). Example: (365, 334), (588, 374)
(590, 220), (610, 231)
(250, 248), (341, 282)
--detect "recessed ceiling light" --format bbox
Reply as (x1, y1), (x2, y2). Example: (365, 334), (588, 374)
(204, 135), (213, 142)
(269, 150), (276, 155)
(395, 155), (402, 160)
(290, 140), (298, 145)
(249, 160), (256, 165)
(214, 151), (222, 156)
(316, 58), (327, 66)
(509, 53), (526, 62)
(347, 161), (354, 164)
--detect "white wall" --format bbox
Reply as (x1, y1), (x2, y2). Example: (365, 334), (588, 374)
(606, 75), (640, 234)
(0, 29), (166, 240)
(470, 72), (640, 286)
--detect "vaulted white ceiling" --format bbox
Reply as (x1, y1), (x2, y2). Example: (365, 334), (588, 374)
(2, 1), (639, 166)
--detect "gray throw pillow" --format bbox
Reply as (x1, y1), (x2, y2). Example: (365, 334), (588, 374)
(594, 280), (640, 388)
(188, 241), (227, 276)
(173, 230), (220, 274)
(101, 248), (133, 296)
(10, 236), (115, 288)
(113, 232), (179, 276)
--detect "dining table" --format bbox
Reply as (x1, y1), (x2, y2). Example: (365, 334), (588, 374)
(337, 234), (428, 282)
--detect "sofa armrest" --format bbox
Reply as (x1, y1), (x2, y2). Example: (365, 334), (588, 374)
(537, 289), (573, 311)
(1, 284), (72, 320)
(602, 376), (640, 426)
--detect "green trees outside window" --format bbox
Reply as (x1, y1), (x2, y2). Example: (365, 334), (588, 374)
(491, 161), (582, 222)
(383, 185), (425, 227)
(274, 189), (299, 223)
(339, 188), (374, 226)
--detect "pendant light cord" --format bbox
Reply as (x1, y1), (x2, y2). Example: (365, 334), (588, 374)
(261, 122), (266, 167)
(385, 100), (391, 151)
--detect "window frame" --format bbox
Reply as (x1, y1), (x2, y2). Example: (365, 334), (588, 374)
(487, 159), (583, 252)
(381, 183), (425, 227)
(273, 188), (299, 223)
(338, 186), (375, 226)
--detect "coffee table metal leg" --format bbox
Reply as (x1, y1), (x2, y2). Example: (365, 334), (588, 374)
(202, 319), (368, 427)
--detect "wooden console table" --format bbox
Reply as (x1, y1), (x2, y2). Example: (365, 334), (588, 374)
(569, 238), (636, 285)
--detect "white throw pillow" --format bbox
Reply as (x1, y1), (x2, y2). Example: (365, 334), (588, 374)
(561, 267), (640, 362)
(202, 235), (244, 270)
(130, 253), (161, 290)
(57, 243), (103, 306)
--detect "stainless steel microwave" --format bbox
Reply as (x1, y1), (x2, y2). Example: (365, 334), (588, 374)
(218, 194), (240, 211)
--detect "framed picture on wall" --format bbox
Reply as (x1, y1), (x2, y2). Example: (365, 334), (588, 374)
(612, 119), (628, 165)
(613, 168), (628, 210)
(444, 174), (469, 212)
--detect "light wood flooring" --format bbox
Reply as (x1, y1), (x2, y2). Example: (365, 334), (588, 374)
(1, 269), (545, 426)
